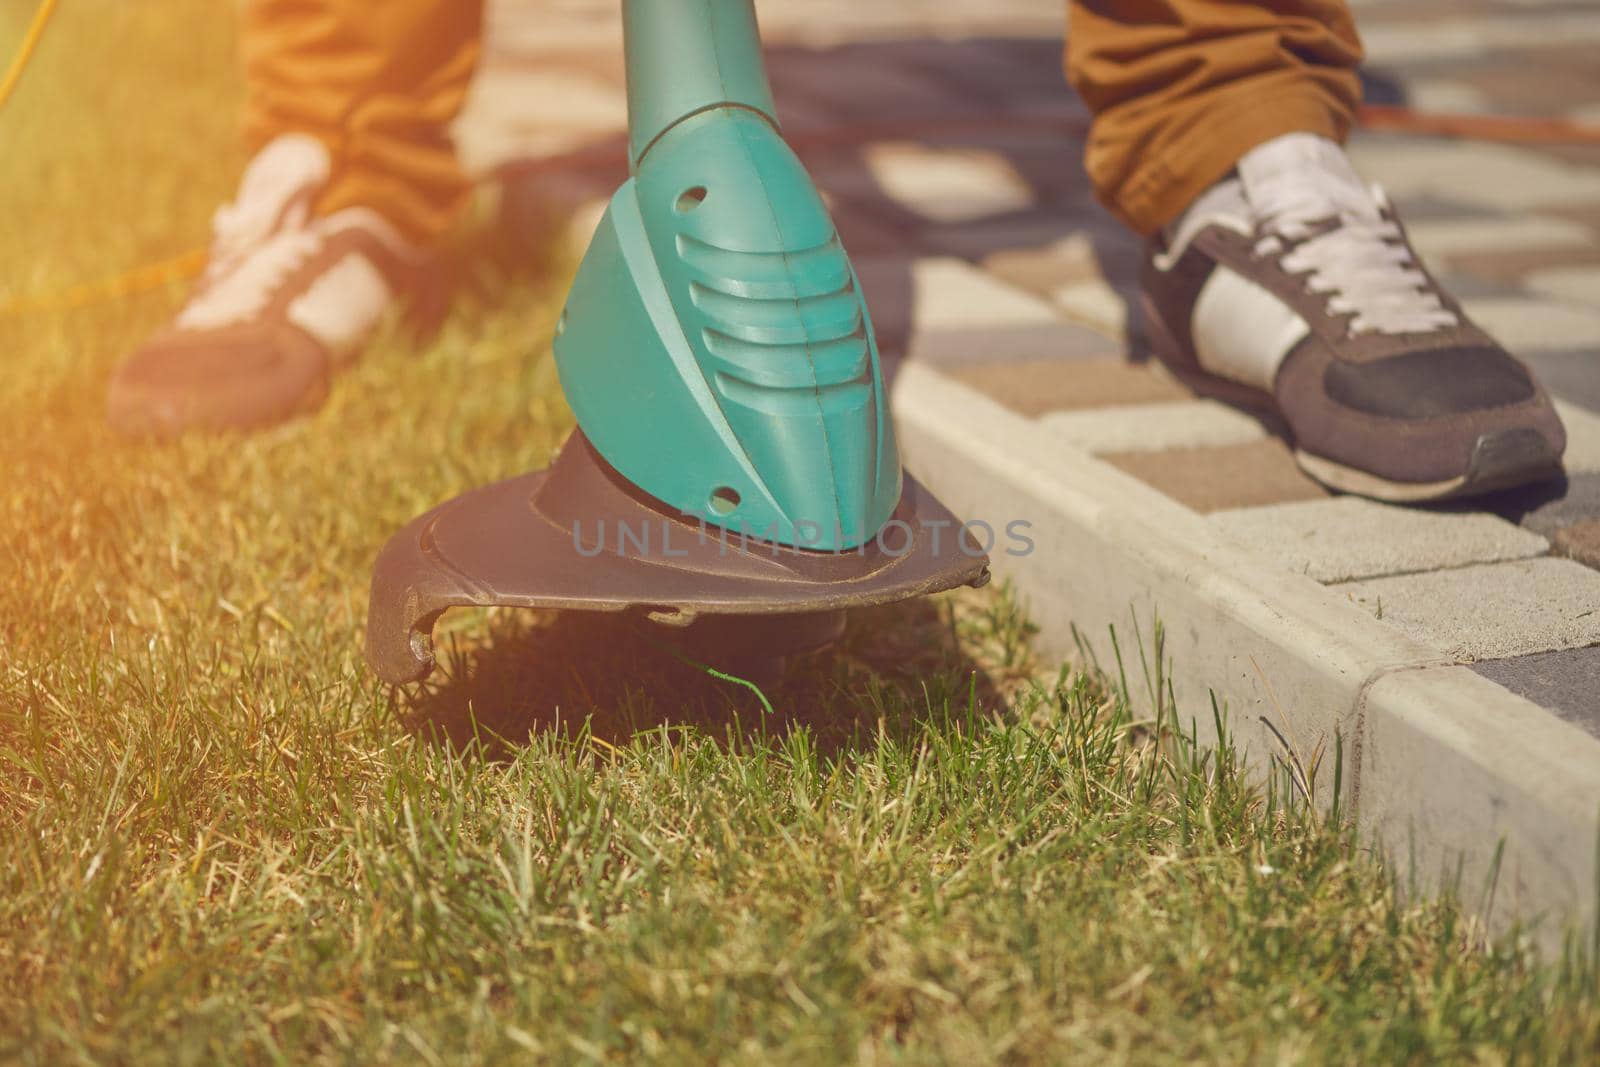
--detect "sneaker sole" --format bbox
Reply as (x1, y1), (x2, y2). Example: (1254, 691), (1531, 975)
(1294, 430), (1564, 504)
(106, 375), (331, 440)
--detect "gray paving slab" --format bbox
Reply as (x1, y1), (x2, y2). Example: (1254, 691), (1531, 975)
(1555, 400), (1600, 475)
(1526, 350), (1600, 415)
(1050, 279), (1140, 343)
(1406, 215), (1597, 260)
(857, 142), (1038, 224)
(1431, 271), (1531, 302)
(854, 255), (1060, 330)
(1347, 139), (1600, 212)
(1336, 558), (1600, 661)
(1490, 472), (1600, 537)
(1526, 265), (1600, 304)
(1463, 298), (1600, 353)
(925, 214), (1130, 271)
(1359, 11), (1600, 64)
(767, 52), (988, 124)
(1476, 646), (1600, 738)
(900, 322), (1121, 367)
(868, 36), (1076, 111)
(1383, 193), (1512, 223)
(1041, 400), (1269, 455)
(1212, 497), (1549, 583)
(853, 256), (1117, 366)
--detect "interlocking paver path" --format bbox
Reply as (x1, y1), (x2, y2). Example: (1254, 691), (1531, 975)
(461, 0), (1600, 733)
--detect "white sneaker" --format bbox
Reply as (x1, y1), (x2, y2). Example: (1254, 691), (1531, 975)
(109, 134), (428, 436)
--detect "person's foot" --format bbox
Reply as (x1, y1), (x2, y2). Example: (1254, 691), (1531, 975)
(1141, 132), (1565, 502)
(108, 134), (428, 437)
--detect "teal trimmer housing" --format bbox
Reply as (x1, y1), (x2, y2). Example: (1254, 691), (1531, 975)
(365, 0), (989, 685)
(556, 1), (897, 550)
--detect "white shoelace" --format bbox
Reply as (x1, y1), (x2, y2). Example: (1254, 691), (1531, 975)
(177, 228), (323, 331)
(204, 191), (313, 285)
(176, 134), (332, 330)
(1239, 134), (1459, 337)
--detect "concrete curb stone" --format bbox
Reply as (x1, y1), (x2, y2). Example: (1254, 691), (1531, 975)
(892, 361), (1600, 952)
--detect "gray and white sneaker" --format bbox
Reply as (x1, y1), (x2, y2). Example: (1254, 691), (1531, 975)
(1142, 132), (1565, 502)
(108, 134), (428, 437)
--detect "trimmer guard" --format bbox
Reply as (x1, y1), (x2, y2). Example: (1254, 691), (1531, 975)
(366, 432), (991, 685)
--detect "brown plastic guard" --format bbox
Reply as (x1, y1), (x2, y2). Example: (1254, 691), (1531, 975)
(366, 432), (991, 684)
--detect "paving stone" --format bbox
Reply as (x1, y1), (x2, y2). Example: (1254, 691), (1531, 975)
(1446, 244), (1600, 288)
(1430, 270), (1528, 302)
(927, 210), (1125, 267)
(1447, 46), (1600, 119)
(484, 3), (617, 53)
(1405, 78), (1491, 115)
(1462, 298), (1600, 351)
(1526, 264), (1600, 303)
(468, 66), (628, 128)
(1211, 496), (1549, 583)
(1552, 518), (1600, 569)
(1540, 202), (1600, 237)
(829, 201), (924, 257)
(1041, 399), (1269, 455)
(854, 256), (1058, 332)
(984, 234), (1113, 295)
(979, 227), (1144, 299)
(857, 142), (1037, 224)
(455, 66), (629, 171)
(1474, 646), (1600, 739)
(904, 323), (1121, 368)
(897, 128), (1090, 206)
(946, 357), (1189, 416)
(768, 52), (987, 124)
(1554, 400), (1600, 475)
(759, 3), (1062, 44)
(857, 257), (1056, 326)
(852, 257), (1118, 366)
(872, 36), (1075, 112)
(1507, 142), (1600, 174)
(1404, 216), (1597, 263)
(1526, 350), (1600, 414)
(1347, 140), (1600, 212)
(1336, 558), (1600, 660)
(478, 41), (624, 85)
(1382, 193), (1507, 223)
(1489, 471), (1600, 537)
(1359, 12), (1600, 64)
(1050, 279), (1139, 342)
(1101, 439), (1332, 514)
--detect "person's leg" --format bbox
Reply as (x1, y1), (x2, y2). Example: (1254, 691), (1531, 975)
(1065, 0), (1565, 500)
(242, 0), (482, 246)
(1066, 0), (1361, 236)
(109, 0), (482, 436)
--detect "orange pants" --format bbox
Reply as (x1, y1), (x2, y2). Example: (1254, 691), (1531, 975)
(243, 0), (1361, 243)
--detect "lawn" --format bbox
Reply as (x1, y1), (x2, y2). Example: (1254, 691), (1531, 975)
(3, 2), (1599, 1063)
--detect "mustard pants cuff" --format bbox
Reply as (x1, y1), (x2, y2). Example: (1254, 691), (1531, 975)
(240, 0), (1362, 245)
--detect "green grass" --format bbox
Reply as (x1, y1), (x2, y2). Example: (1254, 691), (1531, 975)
(4, 2), (1600, 1063)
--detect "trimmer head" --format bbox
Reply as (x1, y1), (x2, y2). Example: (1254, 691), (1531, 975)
(365, 0), (993, 687)
(366, 432), (989, 685)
